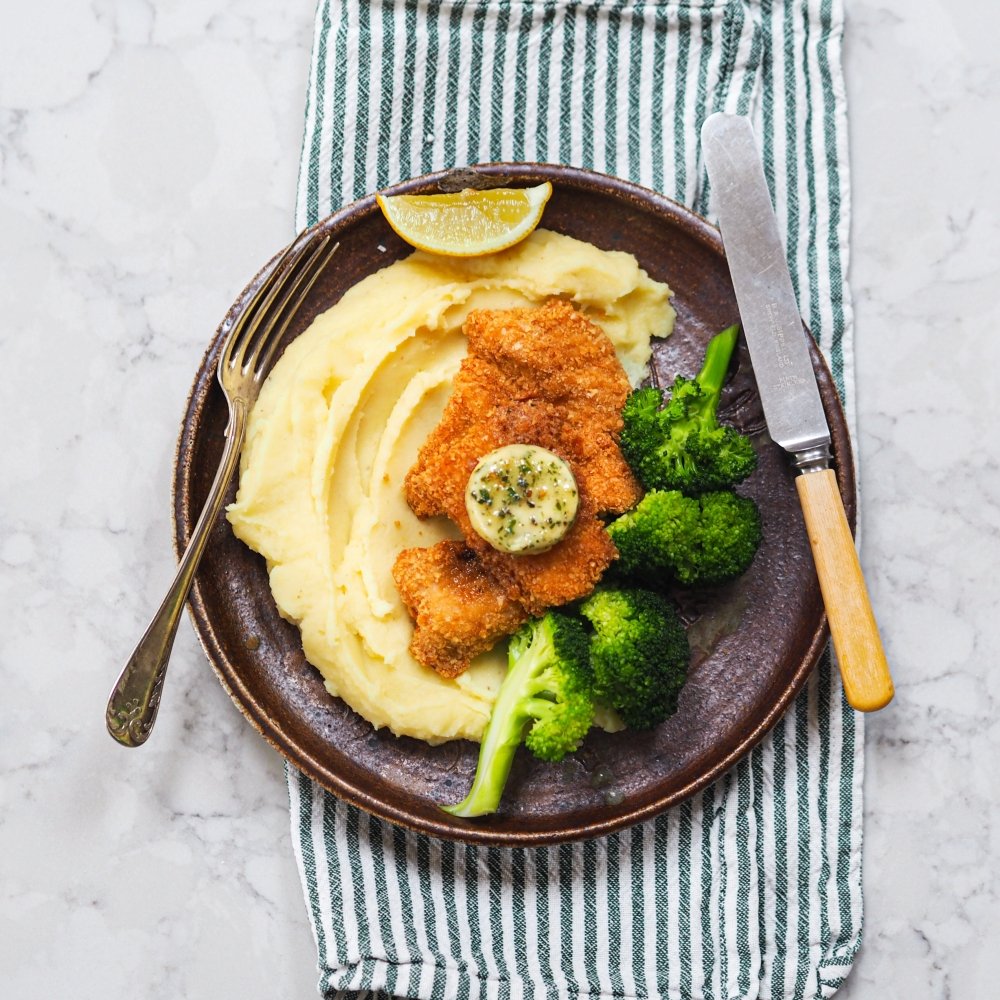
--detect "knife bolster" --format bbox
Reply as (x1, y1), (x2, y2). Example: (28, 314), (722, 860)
(791, 442), (832, 473)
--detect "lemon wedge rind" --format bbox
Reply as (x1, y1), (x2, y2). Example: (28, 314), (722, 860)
(376, 182), (553, 258)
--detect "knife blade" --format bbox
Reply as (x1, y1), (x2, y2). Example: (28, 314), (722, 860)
(701, 111), (893, 712)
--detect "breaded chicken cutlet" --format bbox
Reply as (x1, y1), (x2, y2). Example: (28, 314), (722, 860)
(393, 542), (529, 679)
(393, 298), (643, 677)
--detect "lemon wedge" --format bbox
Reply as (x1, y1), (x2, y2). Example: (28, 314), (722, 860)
(375, 182), (553, 257)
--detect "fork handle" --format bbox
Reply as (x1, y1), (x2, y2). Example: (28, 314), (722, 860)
(106, 400), (248, 747)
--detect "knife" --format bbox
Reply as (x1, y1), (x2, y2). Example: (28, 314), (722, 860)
(701, 111), (893, 712)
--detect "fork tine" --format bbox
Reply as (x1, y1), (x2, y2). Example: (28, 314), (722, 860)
(220, 239), (299, 369)
(220, 228), (325, 376)
(247, 237), (339, 378)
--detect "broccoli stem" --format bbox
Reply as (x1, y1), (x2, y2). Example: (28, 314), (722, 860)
(440, 611), (593, 818)
(695, 323), (741, 412)
(441, 655), (538, 818)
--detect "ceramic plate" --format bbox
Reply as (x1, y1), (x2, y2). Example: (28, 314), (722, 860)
(174, 163), (853, 847)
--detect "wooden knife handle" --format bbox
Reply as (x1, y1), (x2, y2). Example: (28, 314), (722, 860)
(795, 468), (894, 712)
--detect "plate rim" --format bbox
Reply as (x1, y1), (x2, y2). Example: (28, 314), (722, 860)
(173, 162), (855, 847)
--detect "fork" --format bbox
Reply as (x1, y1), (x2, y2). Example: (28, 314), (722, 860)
(106, 229), (338, 747)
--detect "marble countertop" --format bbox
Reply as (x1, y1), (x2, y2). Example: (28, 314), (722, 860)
(2, 0), (996, 996)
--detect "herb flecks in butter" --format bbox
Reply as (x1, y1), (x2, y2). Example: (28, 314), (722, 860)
(465, 444), (579, 554)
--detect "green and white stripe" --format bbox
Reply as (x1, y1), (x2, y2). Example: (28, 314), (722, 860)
(290, 1), (863, 997)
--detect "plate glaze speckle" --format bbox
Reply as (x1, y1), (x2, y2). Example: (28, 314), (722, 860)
(173, 163), (854, 847)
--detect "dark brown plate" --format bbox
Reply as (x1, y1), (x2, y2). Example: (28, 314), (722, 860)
(174, 163), (853, 847)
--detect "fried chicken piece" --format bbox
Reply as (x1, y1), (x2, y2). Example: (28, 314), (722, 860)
(396, 299), (643, 675)
(392, 541), (529, 678)
(476, 509), (619, 616)
(464, 298), (633, 424)
(406, 299), (641, 524)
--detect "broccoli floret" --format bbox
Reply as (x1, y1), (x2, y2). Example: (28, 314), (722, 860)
(578, 588), (690, 730)
(620, 324), (757, 493)
(442, 611), (595, 818)
(608, 488), (762, 587)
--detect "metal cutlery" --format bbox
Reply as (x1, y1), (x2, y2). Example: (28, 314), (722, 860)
(106, 229), (338, 746)
(702, 111), (893, 712)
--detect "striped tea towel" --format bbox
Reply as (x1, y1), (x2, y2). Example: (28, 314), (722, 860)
(289, 1), (863, 997)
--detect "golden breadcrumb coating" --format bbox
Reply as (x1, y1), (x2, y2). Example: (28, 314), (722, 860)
(392, 541), (529, 678)
(395, 299), (643, 675)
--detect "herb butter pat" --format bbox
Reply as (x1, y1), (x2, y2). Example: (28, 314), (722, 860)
(465, 445), (579, 554)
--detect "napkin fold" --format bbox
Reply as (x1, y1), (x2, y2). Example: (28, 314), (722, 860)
(289, 1), (863, 997)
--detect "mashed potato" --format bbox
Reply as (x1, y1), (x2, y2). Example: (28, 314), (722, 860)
(226, 229), (674, 743)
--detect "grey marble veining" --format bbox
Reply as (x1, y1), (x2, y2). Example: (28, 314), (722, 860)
(838, 2), (1000, 996)
(1, 2), (320, 997)
(1, 0), (997, 997)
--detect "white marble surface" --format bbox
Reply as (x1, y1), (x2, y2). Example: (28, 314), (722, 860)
(1, 1), (996, 997)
